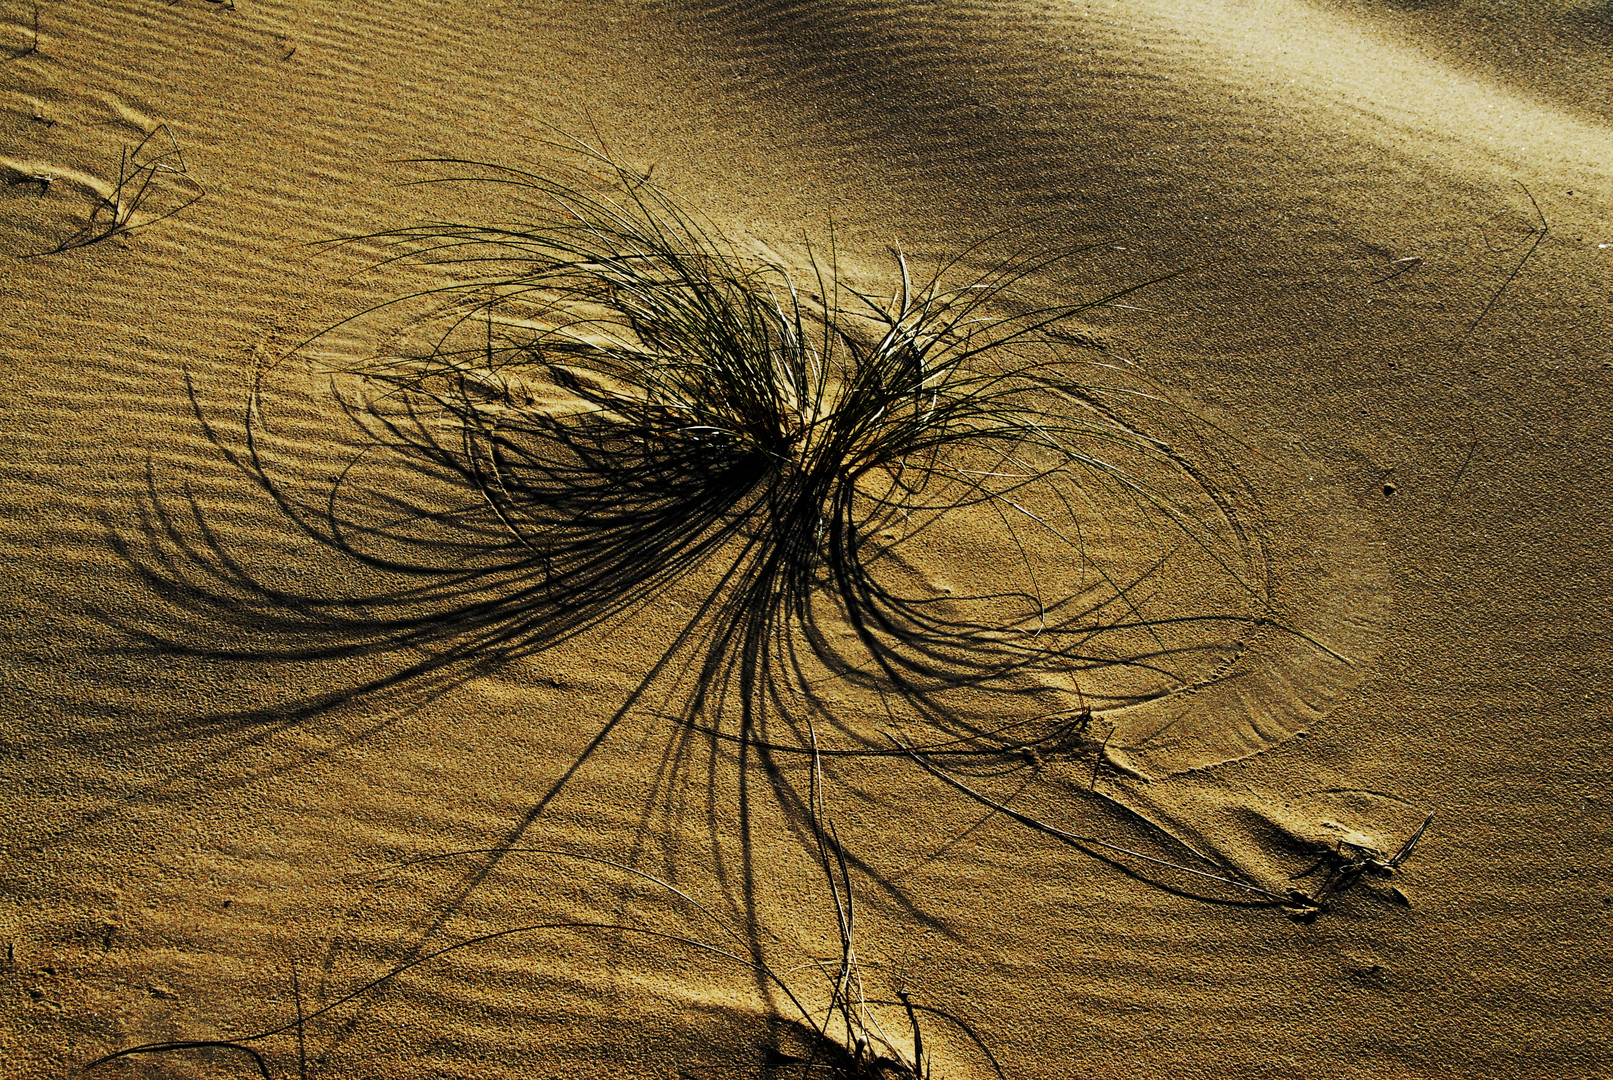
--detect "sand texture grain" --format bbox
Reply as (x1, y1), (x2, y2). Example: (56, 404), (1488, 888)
(1, 1), (1609, 1078)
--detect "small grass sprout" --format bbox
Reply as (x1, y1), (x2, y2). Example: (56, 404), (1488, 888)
(35, 123), (204, 255)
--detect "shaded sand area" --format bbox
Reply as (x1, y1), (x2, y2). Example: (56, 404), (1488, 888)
(2, 1), (1609, 1076)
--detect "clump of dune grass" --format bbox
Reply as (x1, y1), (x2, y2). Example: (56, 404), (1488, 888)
(115, 142), (1291, 930)
(253, 140), (1274, 761)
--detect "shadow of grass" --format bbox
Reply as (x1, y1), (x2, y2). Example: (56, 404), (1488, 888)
(86, 843), (1006, 1080)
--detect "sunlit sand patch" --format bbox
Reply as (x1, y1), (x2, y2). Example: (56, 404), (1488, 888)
(1093, 456), (1390, 781)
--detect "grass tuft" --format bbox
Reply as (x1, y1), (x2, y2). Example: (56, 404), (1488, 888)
(288, 139), (1275, 758)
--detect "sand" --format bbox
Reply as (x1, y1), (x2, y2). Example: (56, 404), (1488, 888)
(2, 0), (1609, 1077)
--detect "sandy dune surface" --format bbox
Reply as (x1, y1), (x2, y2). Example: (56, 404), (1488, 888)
(2, 1), (1609, 1077)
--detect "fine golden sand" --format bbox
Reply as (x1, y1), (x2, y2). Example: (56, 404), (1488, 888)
(2, 1), (1609, 1077)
